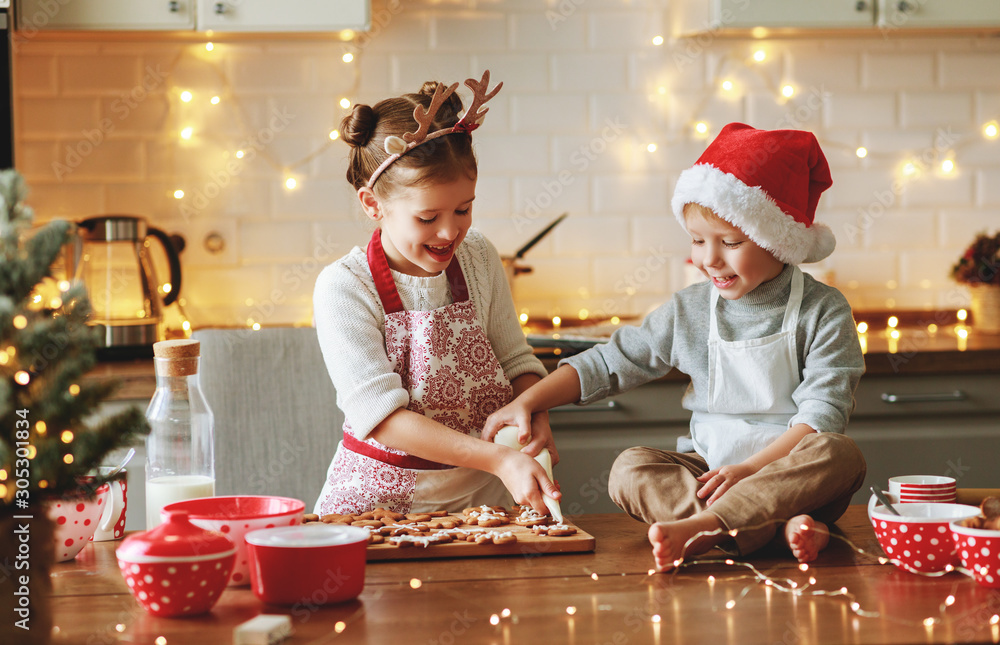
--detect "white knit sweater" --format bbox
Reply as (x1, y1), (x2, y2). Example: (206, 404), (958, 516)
(313, 229), (547, 439)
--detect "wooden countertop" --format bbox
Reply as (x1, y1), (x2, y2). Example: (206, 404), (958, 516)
(47, 505), (1000, 644)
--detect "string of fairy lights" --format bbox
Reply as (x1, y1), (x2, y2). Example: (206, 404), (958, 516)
(159, 33), (998, 215)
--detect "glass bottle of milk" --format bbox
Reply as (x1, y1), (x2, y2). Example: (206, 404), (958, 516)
(144, 339), (215, 529)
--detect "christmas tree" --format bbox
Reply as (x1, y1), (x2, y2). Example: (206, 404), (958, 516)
(0, 169), (149, 509)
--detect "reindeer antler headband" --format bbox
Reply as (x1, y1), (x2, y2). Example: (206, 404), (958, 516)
(366, 70), (503, 189)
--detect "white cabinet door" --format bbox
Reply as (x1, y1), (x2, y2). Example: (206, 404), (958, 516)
(879, 0), (1000, 29)
(716, 0), (875, 29)
(197, 0), (370, 32)
(17, 0), (195, 30)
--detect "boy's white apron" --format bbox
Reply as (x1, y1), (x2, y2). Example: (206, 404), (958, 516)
(314, 230), (512, 515)
(689, 267), (804, 471)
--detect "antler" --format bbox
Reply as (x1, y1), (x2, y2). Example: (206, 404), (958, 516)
(455, 70), (503, 132)
(403, 82), (459, 144)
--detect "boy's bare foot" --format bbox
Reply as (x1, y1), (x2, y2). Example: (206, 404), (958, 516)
(784, 515), (830, 563)
(648, 512), (728, 572)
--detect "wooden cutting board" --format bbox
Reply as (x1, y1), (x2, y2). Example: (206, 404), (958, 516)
(366, 518), (596, 562)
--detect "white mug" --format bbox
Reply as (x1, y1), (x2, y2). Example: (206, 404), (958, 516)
(92, 466), (128, 541)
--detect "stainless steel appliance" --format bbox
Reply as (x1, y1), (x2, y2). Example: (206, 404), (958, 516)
(1, 0), (13, 169)
(71, 215), (183, 359)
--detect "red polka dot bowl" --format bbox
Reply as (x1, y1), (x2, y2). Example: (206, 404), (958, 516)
(871, 502), (981, 574)
(161, 495), (305, 586)
(245, 524), (368, 606)
(47, 483), (110, 562)
(950, 520), (1000, 588)
(116, 510), (236, 617)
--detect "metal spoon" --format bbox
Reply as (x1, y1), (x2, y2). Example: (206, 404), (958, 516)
(106, 447), (135, 478)
(871, 484), (901, 516)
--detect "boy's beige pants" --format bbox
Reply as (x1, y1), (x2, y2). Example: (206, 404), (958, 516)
(608, 432), (867, 555)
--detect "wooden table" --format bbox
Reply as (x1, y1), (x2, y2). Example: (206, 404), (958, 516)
(48, 507), (1000, 644)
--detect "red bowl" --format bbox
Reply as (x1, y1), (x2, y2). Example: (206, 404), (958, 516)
(162, 496), (305, 586)
(871, 503), (980, 573)
(116, 511), (236, 618)
(246, 524), (368, 606)
(951, 521), (1000, 588)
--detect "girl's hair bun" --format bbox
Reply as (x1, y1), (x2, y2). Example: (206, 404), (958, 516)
(340, 103), (377, 147)
(419, 80), (464, 125)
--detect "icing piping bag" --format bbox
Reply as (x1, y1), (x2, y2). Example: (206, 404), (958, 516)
(493, 426), (563, 523)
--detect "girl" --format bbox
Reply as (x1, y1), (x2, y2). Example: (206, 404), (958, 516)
(313, 72), (560, 516)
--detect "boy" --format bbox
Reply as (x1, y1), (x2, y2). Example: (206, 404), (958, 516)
(483, 123), (866, 570)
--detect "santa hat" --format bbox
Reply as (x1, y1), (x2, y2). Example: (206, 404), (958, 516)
(671, 123), (835, 265)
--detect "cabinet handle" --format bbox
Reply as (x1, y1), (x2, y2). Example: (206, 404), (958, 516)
(168, 0), (180, 12)
(897, 1), (914, 12)
(855, 0), (868, 11)
(551, 400), (621, 413)
(215, 2), (227, 14)
(880, 390), (966, 404)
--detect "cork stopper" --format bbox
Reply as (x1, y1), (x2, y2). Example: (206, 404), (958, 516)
(153, 339), (200, 376)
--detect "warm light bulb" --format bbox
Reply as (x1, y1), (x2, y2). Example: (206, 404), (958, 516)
(205, 42), (214, 52)
(578, 309), (589, 320)
(173, 189), (184, 199)
(63, 454), (74, 464)
(651, 614), (661, 623)
(342, 52), (354, 63)
(941, 159), (955, 173)
(490, 614), (500, 625)
(856, 147), (868, 158)
(725, 600), (736, 609)
(694, 121), (709, 135)
(610, 316), (620, 325)
(957, 308), (968, 321)
(857, 322), (868, 334)
(252, 322), (261, 331)
(902, 162), (917, 176)
(12, 315), (27, 329)
(957, 327), (969, 339)
(890, 329), (900, 339)
(566, 606), (577, 615)
(721, 79), (734, 91)
(519, 313), (528, 324)
(647, 143), (657, 153)
(14, 371), (30, 385)
(652, 35), (664, 46)
(285, 177), (297, 190)
(657, 86), (667, 95)
(340, 98), (351, 109)
(210, 96), (220, 105)
(58, 280), (70, 291)
(753, 49), (766, 62)
(552, 316), (562, 327)
(180, 91), (192, 102)
(68, 385), (79, 396)
(334, 622), (346, 634)
(235, 150), (245, 159)
(329, 129), (340, 140)
(887, 316), (898, 328)
(984, 121), (999, 139)
(61, 430), (74, 443)
(180, 127), (193, 140)
(781, 84), (795, 98)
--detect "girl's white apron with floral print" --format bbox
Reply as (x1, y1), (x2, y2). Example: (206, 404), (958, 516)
(315, 230), (513, 515)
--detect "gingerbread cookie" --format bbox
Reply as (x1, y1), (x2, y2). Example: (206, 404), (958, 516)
(531, 523), (577, 537)
(513, 508), (549, 527)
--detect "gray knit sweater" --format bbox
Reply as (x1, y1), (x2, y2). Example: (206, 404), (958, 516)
(562, 265), (865, 437)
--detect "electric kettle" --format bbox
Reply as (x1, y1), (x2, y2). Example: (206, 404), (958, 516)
(70, 215), (183, 359)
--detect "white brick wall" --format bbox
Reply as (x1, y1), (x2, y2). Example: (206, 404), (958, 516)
(13, 0), (1000, 328)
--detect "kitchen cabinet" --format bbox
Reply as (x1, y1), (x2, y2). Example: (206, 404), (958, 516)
(16, 0), (195, 31)
(672, 0), (1000, 36)
(15, 0), (370, 32)
(550, 372), (1000, 515)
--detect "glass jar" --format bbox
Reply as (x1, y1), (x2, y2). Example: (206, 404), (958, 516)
(144, 339), (215, 529)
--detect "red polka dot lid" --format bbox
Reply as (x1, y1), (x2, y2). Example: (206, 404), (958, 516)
(117, 511), (236, 561)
